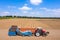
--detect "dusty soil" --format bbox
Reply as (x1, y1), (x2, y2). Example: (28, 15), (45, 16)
(0, 18), (60, 40)
(0, 29), (60, 40)
(0, 18), (60, 29)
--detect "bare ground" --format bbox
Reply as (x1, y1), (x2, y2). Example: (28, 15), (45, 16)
(0, 18), (60, 40)
(0, 29), (60, 40)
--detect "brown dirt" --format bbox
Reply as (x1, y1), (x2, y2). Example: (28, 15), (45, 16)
(0, 18), (60, 29)
(0, 18), (60, 40)
(0, 29), (60, 40)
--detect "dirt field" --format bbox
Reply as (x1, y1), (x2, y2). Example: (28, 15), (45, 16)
(0, 18), (60, 40)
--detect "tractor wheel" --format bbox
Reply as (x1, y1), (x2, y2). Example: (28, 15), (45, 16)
(42, 32), (47, 37)
(46, 32), (49, 34)
(42, 32), (49, 37)
(35, 32), (40, 37)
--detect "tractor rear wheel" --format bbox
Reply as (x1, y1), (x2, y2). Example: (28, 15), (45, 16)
(35, 32), (40, 37)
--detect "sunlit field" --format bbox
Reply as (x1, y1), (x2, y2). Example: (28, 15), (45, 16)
(0, 18), (60, 40)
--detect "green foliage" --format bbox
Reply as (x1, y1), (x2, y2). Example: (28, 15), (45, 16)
(0, 16), (60, 19)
